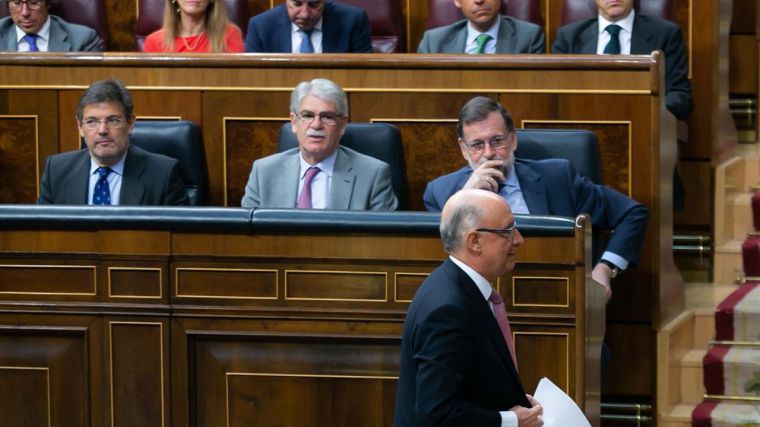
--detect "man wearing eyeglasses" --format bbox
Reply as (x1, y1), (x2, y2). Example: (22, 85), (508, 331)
(423, 96), (648, 299)
(395, 188), (545, 427)
(0, 0), (100, 52)
(241, 78), (397, 210)
(37, 79), (187, 205)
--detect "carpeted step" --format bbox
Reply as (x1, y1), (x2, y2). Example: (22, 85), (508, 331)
(753, 190), (760, 230)
(692, 400), (760, 426)
(703, 345), (760, 397)
(743, 236), (760, 276)
(715, 281), (760, 341)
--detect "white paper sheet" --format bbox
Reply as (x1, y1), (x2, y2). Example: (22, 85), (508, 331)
(533, 377), (591, 427)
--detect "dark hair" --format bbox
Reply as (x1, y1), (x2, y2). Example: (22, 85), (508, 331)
(456, 96), (515, 139)
(75, 79), (133, 121)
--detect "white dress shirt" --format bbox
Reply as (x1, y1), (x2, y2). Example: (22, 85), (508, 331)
(464, 19), (501, 54)
(291, 18), (324, 53)
(296, 150), (337, 209)
(596, 9), (635, 55)
(88, 154), (126, 205)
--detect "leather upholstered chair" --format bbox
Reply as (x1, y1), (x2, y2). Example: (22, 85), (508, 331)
(0, 0), (110, 50)
(134, 0), (250, 51)
(560, 0), (672, 25)
(81, 120), (209, 205)
(426, 0), (543, 30)
(277, 122), (409, 209)
(337, 0), (405, 53)
(514, 128), (602, 184)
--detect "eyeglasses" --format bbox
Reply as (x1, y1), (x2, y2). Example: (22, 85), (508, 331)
(296, 111), (342, 126)
(7, 0), (45, 11)
(462, 135), (510, 153)
(476, 221), (517, 239)
(81, 117), (128, 130)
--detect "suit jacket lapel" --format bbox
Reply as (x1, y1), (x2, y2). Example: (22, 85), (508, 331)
(277, 151), (300, 207)
(444, 25), (468, 53)
(515, 161), (549, 214)
(630, 15), (654, 54)
(275, 6), (293, 52)
(0, 24), (16, 51)
(329, 147), (355, 209)
(119, 146), (146, 205)
(47, 17), (71, 51)
(64, 150), (91, 204)
(321, 3), (338, 52)
(579, 22), (598, 54)
(495, 17), (515, 54)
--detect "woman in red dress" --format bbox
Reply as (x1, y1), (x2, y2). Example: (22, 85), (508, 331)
(144, 0), (243, 53)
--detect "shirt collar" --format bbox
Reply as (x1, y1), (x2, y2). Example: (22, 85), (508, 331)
(449, 255), (494, 302)
(504, 161), (520, 188)
(89, 151), (127, 176)
(465, 17), (501, 49)
(299, 148), (337, 178)
(15, 15), (51, 44)
(291, 17), (323, 35)
(597, 8), (635, 35)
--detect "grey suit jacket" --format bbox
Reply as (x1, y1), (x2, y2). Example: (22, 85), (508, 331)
(241, 146), (398, 210)
(417, 15), (545, 54)
(37, 144), (187, 205)
(0, 15), (100, 52)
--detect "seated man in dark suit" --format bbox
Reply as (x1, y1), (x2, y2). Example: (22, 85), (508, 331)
(552, 0), (692, 120)
(244, 0), (373, 53)
(37, 79), (187, 205)
(0, 0), (100, 52)
(424, 96), (648, 298)
(395, 188), (544, 427)
(418, 0), (545, 54)
(241, 78), (397, 210)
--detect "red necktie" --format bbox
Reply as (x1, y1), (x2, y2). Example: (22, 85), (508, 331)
(489, 289), (518, 370)
(296, 166), (320, 208)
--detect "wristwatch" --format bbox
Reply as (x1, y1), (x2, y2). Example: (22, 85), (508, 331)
(600, 260), (620, 278)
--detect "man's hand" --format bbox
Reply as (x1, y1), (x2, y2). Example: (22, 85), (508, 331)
(591, 263), (613, 303)
(511, 395), (543, 426)
(462, 160), (506, 192)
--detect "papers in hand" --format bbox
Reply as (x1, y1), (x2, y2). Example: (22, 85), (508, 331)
(533, 377), (591, 427)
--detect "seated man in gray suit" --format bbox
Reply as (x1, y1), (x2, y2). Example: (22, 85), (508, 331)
(38, 79), (187, 205)
(0, 0), (100, 52)
(241, 78), (398, 211)
(418, 0), (545, 54)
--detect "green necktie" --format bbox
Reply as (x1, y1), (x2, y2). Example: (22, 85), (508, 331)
(474, 33), (491, 54)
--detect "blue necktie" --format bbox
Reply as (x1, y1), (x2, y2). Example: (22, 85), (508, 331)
(603, 24), (621, 54)
(92, 167), (112, 205)
(299, 30), (314, 53)
(22, 33), (39, 52)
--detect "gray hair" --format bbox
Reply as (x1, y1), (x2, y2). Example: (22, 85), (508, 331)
(76, 79), (133, 121)
(457, 96), (515, 139)
(289, 78), (348, 116)
(440, 202), (483, 253)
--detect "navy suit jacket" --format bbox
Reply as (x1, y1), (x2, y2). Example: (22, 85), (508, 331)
(37, 145), (187, 205)
(394, 258), (528, 427)
(423, 159), (649, 265)
(552, 14), (693, 120)
(244, 1), (373, 53)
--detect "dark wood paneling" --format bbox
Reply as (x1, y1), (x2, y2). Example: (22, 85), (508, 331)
(285, 270), (388, 301)
(0, 116), (38, 203)
(514, 327), (573, 394)
(224, 119), (283, 206)
(0, 264), (95, 295)
(109, 267), (163, 299)
(603, 323), (653, 395)
(176, 267), (278, 299)
(730, 34), (758, 94)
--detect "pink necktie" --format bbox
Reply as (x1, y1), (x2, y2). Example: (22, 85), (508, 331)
(296, 166), (320, 208)
(489, 289), (518, 370)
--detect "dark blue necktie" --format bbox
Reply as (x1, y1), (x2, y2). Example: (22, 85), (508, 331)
(603, 24), (621, 54)
(92, 167), (112, 205)
(22, 33), (39, 52)
(300, 30), (314, 53)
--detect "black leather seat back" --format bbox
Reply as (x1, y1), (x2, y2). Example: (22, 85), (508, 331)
(515, 128), (602, 184)
(277, 122), (409, 210)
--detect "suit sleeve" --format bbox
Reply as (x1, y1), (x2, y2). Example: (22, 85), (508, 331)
(163, 160), (188, 206)
(422, 181), (443, 211)
(241, 160), (261, 208)
(551, 27), (571, 53)
(351, 10), (374, 53)
(411, 304), (502, 427)
(244, 18), (263, 52)
(567, 164), (649, 265)
(37, 157), (54, 204)
(417, 31), (432, 53)
(368, 163), (398, 211)
(662, 25), (693, 120)
(527, 26), (545, 54)
(81, 28), (102, 52)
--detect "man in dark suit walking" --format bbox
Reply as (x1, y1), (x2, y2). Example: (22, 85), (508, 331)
(552, 0), (692, 120)
(37, 79), (187, 206)
(244, 0), (373, 53)
(394, 188), (544, 427)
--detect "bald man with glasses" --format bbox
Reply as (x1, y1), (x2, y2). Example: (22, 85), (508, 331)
(0, 0), (100, 52)
(241, 78), (397, 210)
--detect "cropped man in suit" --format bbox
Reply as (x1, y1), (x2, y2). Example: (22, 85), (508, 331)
(38, 79), (187, 205)
(241, 78), (397, 210)
(395, 188), (544, 427)
(552, 0), (692, 120)
(244, 0), (373, 53)
(424, 97), (648, 299)
(0, 0), (100, 52)
(417, 0), (544, 54)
